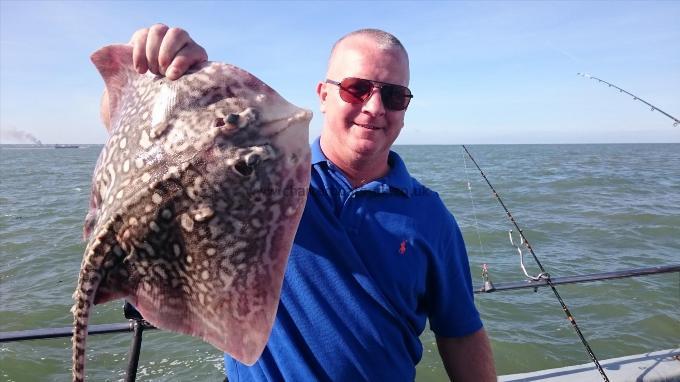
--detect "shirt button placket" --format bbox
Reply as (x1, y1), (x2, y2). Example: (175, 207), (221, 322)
(345, 191), (360, 235)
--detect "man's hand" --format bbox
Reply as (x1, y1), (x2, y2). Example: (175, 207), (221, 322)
(129, 24), (208, 80)
(437, 328), (497, 381)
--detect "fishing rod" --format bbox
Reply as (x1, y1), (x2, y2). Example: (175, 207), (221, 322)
(461, 145), (610, 382)
(577, 73), (680, 127)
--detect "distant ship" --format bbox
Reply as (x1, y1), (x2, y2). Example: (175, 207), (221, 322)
(54, 144), (79, 149)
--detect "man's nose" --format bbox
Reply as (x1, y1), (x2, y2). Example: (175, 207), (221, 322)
(361, 87), (385, 116)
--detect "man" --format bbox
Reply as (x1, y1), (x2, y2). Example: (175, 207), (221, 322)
(127, 24), (496, 381)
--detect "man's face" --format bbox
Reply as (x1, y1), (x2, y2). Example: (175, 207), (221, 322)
(317, 36), (410, 166)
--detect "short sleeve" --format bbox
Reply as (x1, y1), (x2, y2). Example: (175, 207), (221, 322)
(426, 212), (483, 337)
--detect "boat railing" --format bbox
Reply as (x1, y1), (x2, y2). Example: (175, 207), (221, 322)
(1, 264), (678, 381)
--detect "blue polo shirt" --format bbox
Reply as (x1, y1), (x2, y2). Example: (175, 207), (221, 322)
(225, 138), (482, 381)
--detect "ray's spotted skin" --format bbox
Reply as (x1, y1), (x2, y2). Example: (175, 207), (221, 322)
(72, 44), (311, 382)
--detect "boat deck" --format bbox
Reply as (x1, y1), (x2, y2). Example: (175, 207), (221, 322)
(500, 348), (680, 381)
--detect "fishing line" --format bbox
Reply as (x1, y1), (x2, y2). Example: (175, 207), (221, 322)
(577, 73), (680, 127)
(461, 149), (487, 259)
(461, 144), (610, 382)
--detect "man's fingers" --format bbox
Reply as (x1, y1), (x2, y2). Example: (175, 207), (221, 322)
(145, 23), (169, 75)
(158, 27), (191, 75)
(166, 43), (208, 80)
(130, 28), (149, 74)
(128, 24), (206, 80)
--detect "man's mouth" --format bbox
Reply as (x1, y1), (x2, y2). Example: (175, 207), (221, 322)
(354, 123), (382, 130)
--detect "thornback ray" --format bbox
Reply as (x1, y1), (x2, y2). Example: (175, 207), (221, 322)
(71, 44), (311, 381)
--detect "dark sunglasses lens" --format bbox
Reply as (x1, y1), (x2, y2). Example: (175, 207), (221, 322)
(335, 77), (412, 110)
(381, 85), (411, 110)
(339, 78), (373, 103)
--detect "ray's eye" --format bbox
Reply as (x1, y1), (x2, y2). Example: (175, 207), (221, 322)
(233, 154), (260, 177)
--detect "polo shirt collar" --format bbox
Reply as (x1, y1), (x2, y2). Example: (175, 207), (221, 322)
(310, 137), (413, 197)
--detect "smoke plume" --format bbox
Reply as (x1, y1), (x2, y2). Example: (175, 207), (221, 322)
(0, 128), (42, 144)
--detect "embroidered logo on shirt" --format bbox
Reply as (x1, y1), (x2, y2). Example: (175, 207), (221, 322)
(399, 240), (407, 255)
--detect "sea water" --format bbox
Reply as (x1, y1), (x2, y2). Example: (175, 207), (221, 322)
(1, 144), (678, 381)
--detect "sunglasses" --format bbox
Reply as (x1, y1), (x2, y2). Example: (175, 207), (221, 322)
(325, 77), (413, 111)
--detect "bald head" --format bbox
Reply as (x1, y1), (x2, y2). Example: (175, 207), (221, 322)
(330, 29), (408, 61)
(326, 29), (410, 84)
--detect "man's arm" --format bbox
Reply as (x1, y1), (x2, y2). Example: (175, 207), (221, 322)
(436, 328), (496, 382)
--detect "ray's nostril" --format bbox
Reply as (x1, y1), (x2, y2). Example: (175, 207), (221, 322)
(234, 160), (254, 176)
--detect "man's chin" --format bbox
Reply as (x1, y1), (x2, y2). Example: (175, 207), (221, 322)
(348, 137), (387, 158)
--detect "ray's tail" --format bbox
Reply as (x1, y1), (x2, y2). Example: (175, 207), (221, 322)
(71, 254), (103, 382)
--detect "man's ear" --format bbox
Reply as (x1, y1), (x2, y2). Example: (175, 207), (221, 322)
(316, 82), (327, 114)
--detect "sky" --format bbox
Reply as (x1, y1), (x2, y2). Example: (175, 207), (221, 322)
(0, 0), (678, 145)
